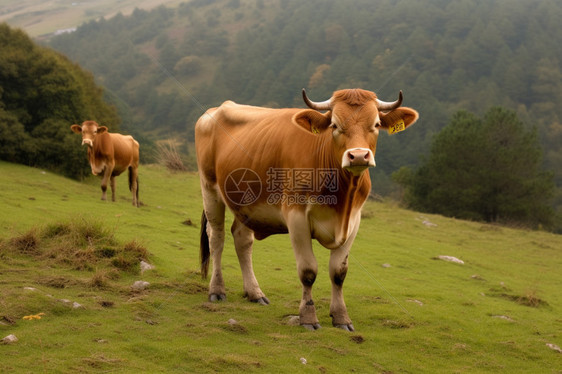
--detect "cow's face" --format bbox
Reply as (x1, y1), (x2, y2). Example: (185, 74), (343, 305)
(298, 89), (419, 176)
(70, 121), (108, 148)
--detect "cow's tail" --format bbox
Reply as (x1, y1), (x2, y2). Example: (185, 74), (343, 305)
(200, 210), (210, 279)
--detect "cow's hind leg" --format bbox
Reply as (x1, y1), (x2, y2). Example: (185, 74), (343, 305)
(200, 182), (226, 301)
(110, 175), (116, 202)
(128, 166), (139, 207)
(231, 218), (269, 305)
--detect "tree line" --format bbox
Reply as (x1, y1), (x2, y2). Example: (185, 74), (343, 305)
(0, 24), (119, 179)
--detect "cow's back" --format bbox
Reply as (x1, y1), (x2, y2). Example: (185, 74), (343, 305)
(109, 133), (139, 174)
(196, 101), (305, 182)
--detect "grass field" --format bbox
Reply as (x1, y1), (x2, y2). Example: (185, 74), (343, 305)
(1, 160), (561, 373)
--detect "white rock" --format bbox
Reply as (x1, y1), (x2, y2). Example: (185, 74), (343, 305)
(227, 319), (238, 325)
(300, 357), (307, 365)
(285, 315), (300, 326)
(546, 343), (562, 353)
(407, 299), (424, 306)
(131, 281), (150, 291)
(492, 315), (515, 322)
(72, 302), (83, 309)
(140, 261), (155, 273)
(2, 334), (18, 344)
(437, 255), (464, 264)
(23, 287), (37, 291)
(382, 263), (391, 268)
(423, 220), (437, 227)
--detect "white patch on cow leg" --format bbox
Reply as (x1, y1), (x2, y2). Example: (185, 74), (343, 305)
(201, 182), (226, 299)
(231, 218), (268, 304)
(287, 210), (319, 327)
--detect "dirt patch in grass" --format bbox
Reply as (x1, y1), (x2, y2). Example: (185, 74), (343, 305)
(495, 292), (549, 308)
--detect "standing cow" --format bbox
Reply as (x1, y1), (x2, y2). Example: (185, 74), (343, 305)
(71, 121), (140, 207)
(196, 88), (418, 331)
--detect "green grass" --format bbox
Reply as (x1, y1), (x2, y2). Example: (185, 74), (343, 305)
(1, 160), (561, 373)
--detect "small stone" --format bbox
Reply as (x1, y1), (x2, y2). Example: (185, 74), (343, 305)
(72, 302), (83, 309)
(140, 261), (154, 273)
(285, 315), (300, 326)
(422, 220), (437, 227)
(492, 315), (515, 322)
(300, 357), (307, 365)
(407, 299), (424, 306)
(2, 334), (18, 344)
(437, 255), (464, 264)
(228, 319), (238, 325)
(131, 281), (150, 291)
(23, 287), (37, 291)
(546, 343), (562, 353)
(382, 263), (391, 268)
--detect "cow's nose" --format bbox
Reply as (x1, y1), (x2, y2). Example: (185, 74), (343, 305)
(342, 148), (376, 174)
(346, 149), (375, 167)
(82, 139), (93, 147)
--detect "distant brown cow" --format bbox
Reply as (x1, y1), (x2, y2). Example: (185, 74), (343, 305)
(71, 121), (140, 207)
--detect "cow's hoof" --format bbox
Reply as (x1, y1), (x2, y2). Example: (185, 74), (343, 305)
(301, 323), (321, 331)
(209, 293), (226, 302)
(250, 296), (270, 305)
(334, 323), (355, 332)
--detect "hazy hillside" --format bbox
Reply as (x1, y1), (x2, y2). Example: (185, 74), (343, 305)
(44, 0), (562, 193)
(0, 0), (183, 37)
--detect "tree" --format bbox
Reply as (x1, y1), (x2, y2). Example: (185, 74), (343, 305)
(396, 107), (556, 229)
(0, 23), (119, 179)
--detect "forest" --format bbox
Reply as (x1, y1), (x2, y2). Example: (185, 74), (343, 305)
(1, 0), (561, 229)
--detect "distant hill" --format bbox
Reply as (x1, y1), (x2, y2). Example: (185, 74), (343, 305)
(44, 0), (562, 200)
(0, 0), (183, 37)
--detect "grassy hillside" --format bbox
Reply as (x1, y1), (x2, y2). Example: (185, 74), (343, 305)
(1, 160), (561, 373)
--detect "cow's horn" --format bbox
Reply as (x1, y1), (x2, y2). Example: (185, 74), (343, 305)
(376, 91), (403, 111)
(302, 89), (332, 111)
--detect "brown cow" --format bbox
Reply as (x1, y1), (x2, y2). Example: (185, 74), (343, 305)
(195, 88), (418, 331)
(71, 121), (140, 207)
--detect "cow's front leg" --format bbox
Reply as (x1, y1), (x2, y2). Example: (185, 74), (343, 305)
(100, 165), (113, 201)
(329, 245), (354, 331)
(329, 222), (358, 331)
(288, 211), (320, 330)
(231, 218), (268, 305)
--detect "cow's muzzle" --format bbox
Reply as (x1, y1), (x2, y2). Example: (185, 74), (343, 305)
(81, 139), (93, 148)
(342, 148), (375, 175)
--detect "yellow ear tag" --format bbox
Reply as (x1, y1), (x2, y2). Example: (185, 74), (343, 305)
(311, 126), (320, 134)
(388, 119), (405, 135)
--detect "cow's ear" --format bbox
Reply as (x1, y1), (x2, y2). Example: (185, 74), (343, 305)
(293, 110), (332, 134)
(97, 126), (108, 134)
(379, 107), (419, 135)
(70, 124), (82, 133)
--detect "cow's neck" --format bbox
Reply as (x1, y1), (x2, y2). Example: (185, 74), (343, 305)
(313, 134), (371, 243)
